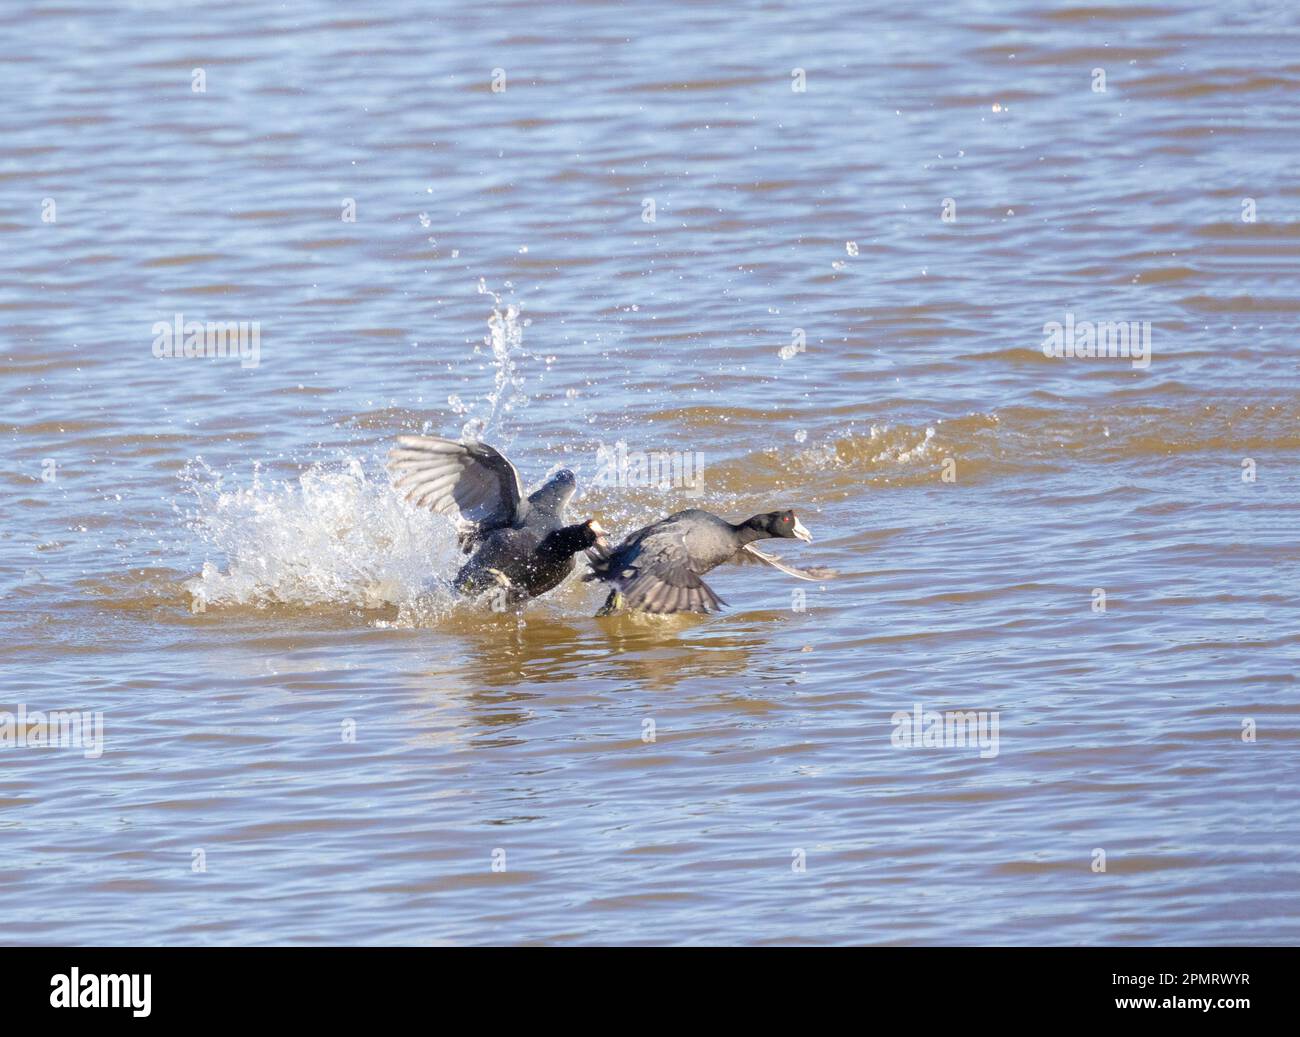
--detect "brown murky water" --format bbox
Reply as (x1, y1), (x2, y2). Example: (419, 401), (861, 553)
(2, 1), (1298, 944)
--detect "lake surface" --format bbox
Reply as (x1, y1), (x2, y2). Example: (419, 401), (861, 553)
(2, 0), (1298, 944)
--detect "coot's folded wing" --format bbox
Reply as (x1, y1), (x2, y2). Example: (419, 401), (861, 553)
(616, 536), (726, 615)
(387, 436), (526, 539)
(732, 543), (836, 581)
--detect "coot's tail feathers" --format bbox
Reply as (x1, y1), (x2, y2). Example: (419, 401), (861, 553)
(733, 543), (838, 581)
(387, 435), (526, 534)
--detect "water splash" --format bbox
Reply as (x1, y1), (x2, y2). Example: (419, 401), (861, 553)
(461, 280), (531, 444)
(181, 456), (454, 617)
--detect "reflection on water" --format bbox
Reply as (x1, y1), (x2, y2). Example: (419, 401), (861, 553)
(2, 0), (1299, 944)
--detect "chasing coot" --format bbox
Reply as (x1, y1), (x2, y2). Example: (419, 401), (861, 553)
(388, 435), (606, 603)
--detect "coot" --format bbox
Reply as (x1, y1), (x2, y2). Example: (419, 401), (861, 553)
(584, 508), (832, 615)
(388, 435), (606, 603)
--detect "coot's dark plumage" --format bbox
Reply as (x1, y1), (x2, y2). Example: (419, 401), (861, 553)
(584, 508), (833, 615)
(388, 435), (606, 603)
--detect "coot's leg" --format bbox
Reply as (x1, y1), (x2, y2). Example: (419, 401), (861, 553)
(453, 560), (479, 596)
(595, 589), (623, 616)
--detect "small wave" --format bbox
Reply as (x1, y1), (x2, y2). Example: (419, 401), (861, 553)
(716, 418), (993, 496)
(715, 398), (1300, 499)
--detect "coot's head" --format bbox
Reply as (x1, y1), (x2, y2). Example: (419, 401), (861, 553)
(760, 510), (812, 542)
(581, 518), (609, 549)
(543, 518), (608, 557)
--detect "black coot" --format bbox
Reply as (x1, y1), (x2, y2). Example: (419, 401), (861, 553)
(584, 508), (833, 615)
(388, 435), (606, 603)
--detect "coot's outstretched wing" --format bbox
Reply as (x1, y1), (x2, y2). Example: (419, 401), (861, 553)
(732, 543), (837, 581)
(388, 435), (526, 545)
(604, 534), (726, 615)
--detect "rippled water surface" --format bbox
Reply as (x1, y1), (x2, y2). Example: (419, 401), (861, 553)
(2, 1), (1299, 944)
